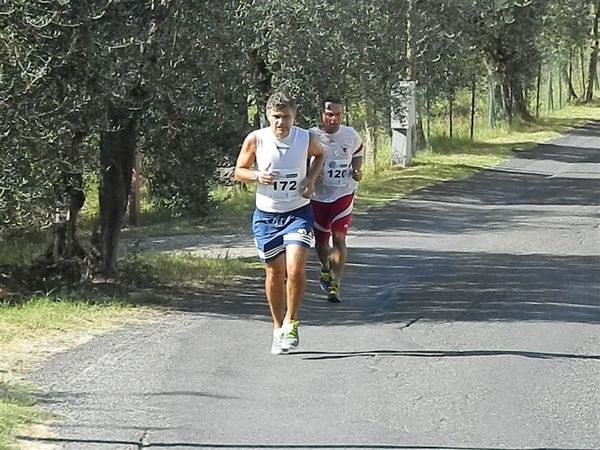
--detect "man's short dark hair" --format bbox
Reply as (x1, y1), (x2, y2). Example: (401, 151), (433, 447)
(266, 92), (297, 111)
(322, 96), (343, 112)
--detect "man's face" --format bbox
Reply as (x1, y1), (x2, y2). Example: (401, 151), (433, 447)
(267, 107), (295, 139)
(322, 102), (343, 134)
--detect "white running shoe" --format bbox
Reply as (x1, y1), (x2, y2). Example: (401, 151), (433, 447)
(271, 328), (287, 355)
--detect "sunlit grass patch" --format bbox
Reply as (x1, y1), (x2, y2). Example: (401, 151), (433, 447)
(120, 251), (261, 286)
(0, 297), (147, 373)
(356, 149), (501, 210)
(0, 296), (149, 449)
(0, 380), (55, 450)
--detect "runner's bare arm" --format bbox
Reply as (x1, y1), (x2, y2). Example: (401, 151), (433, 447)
(234, 133), (258, 184)
(301, 134), (325, 198)
(234, 133), (277, 185)
(351, 155), (363, 181)
(306, 134), (325, 182)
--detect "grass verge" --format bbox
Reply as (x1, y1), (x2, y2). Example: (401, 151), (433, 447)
(120, 251), (262, 287)
(356, 101), (600, 210)
(0, 296), (154, 449)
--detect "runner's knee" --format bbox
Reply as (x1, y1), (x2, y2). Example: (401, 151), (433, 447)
(265, 257), (286, 280)
(332, 232), (347, 248)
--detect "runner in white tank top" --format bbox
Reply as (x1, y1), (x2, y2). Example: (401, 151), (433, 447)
(254, 125), (310, 213)
(234, 92), (325, 355)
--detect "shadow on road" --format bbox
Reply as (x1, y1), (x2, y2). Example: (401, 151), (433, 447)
(143, 247), (599, 326)
(293, 349), (600, 361)
(16, 435), (581, 450)
(120, 122), (599, 325)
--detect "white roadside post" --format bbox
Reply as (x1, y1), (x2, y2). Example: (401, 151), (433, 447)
(391, 81), (417, 167)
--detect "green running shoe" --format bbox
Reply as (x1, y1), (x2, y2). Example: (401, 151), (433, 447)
(281, 319), (300, 350)
(319, 269), (331, 292)
(327, 279), (341, 303)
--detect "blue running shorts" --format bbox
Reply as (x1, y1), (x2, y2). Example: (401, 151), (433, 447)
(252, 204), (314, 263)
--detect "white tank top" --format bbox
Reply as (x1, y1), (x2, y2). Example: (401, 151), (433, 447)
(254, 126), (310, 213)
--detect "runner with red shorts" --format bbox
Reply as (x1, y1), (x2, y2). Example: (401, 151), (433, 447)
(310, 98), (364, 302)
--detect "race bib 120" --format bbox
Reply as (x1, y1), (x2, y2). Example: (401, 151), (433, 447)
(323, 159), (350, 187)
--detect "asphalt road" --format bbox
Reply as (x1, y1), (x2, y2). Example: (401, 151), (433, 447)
(29, 123), (600, 450)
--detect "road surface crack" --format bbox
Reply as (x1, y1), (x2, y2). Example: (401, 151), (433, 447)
(137, 429), (149, 448)
(399, 316), (423, 330)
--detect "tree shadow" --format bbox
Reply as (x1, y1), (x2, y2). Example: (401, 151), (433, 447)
(118, 246), (599, 327)
(514, 143), (600, 163)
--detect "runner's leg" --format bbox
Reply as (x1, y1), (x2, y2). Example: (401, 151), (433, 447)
(284, 244), (309, 321)
(329, 193), (354, 282)
(264, 253), (286, 329)
(315, 239), (331, 269)
(311, 200), (333, 270)
(330, 231), (348, 282)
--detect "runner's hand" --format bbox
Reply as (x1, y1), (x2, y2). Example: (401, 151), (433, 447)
(257, 170), (277, 185)
(300, 177), (315, 198)
(352, 169), (363, 181)
(256, 163), (277, 185)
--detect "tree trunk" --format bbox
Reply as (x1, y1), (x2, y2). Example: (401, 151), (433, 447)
(562, 54), (579, 101)
(364, 102), (378, 172)
(512, 79), (531, 120)
(585, 1), (600, 103)
(558, 65), (563, 108)
(547, 67), (554, 113)
(415, 100), (426, 148)
(425, 90), (431, 148)
(488, 80), (496, 128)
(536, 64), (542, 118)
(448, 96), (454, 138)
(92, 106), (138, 278)
(406, 0), (417, 80)
(51, 170), (86, 261)
(502, 82), (513, 123)
(580, 46), (587, 95)
(251, 48), (272, 127)
(45, 129), (88, 283)
(129, 152), (141, 227)
(470, 80), (476, 140)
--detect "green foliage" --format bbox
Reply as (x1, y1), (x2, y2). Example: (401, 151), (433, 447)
(1, 0), (598, 241)
(238, 0), (408, 124)
(142, 1), (250, 214)
(413, 0), (484, 101)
